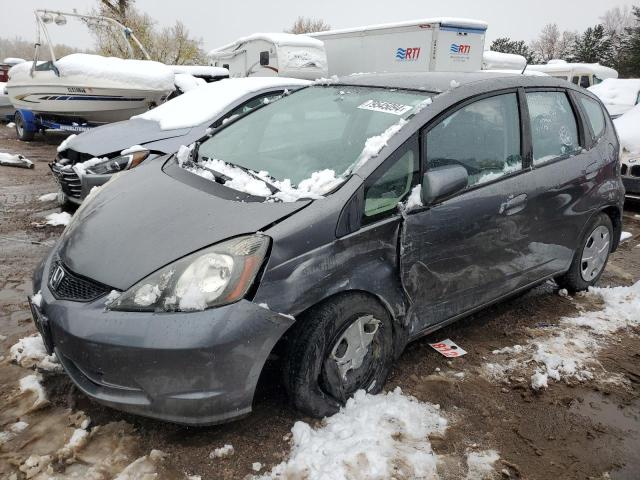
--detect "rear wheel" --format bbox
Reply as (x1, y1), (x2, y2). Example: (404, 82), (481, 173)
(14, 111), (35, 141)
(556, 213), (613, 292)
(283, 293), (394, 418)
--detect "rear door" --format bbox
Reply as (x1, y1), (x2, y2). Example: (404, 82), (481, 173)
(400, 90), (536, 332)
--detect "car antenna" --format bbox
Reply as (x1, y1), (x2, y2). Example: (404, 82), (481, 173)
(521, 62), (528, 75)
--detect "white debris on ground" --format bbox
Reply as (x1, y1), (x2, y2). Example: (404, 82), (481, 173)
(484, 281), (640, 390)
(350, 119), (408, 173)
(210, 444), (234, 459)
(403, 184), (423, 211)
(19, 373), (49, 410)
(114, 449), (168, 480)
(10, 334), (61, 371)
(620, 231), (632, 242)
(38, 192), (58, 202)
(7, 122), (15, 128)
(256, 388), (448, 479)
(252, 462), (263, 472)
(0, 152), (33, 167)
(45, 211), (72, 226)
(464, 450), (501, 480)
(57, 428), (90, 461)
(57, 134), (77, 153)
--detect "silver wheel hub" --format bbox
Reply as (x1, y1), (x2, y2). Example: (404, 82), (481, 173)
(330, 315), (380, 381)
(580, 225), (610, 281)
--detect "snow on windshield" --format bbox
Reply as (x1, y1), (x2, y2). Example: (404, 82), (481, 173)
(133, 77), (310, 130)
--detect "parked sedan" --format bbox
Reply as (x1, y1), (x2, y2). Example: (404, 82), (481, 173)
(52, 77), (310, 206)
(32, 72), (624, 425)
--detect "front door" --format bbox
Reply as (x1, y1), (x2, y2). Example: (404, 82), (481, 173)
(400, 91), (536, 334)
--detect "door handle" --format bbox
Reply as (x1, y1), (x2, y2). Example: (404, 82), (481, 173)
(499, 193), (527, 215)
(583, 161), (599, 180)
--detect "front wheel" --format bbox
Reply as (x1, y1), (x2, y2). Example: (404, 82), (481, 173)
(556, 213), (613, 292)
(283, 293), (394, 418)
(14, 111), (35, 141)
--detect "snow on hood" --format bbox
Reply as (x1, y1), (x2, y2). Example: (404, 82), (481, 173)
(133, 77), (311, 130)
(9, 53), (175, 91)
(209, 33), (324, 55)
(589, 78), (640, 108)
(614, 104), (640, 154)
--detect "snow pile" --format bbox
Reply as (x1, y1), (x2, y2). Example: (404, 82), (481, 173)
(9, 53), (175, 91)
(174, 73), (206, 93)
(0, 152), (33, 167)
(257, 388), (448, 479)
(19, 373), (48, 410)
(482, 50), (526, 71)
(210, 444), (234, 459)
(614, 105), (640, 154)
(404, 184), (423, 211)
(45, 211), (72, 226)
(169, 65), (228, 77)
(620, 231), (633, 242)
(57, 134), (77, 153)
(10, 334), (60, 371)
(38, 192), (58, 202)
(114, 449), (167, 479)
(57, 428), (90, 461)
(351, 118), (408, 172)
(188, 158), (271, 197)
(465, 450), (500, 479)
(267, 169), (343, 202)
(485, 281), (640, 390)
(589, 78), (640, 111)
(135, 77), (310, 130)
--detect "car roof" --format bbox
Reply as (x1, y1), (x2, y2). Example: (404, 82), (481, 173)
(333, 71), (570, 92)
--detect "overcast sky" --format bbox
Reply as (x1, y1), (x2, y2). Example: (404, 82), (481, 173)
(1, 0), (634, 53)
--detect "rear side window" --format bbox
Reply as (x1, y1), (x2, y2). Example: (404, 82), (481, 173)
(578, 95), (605, 139)
(526, 91), (580, 165)
(425, 93), (522, 187)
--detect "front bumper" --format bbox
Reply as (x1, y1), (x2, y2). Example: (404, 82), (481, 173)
(33, 257), (294, 425)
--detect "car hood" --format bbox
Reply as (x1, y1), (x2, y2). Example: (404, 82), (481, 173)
(57, 157), (310, 290)
(65, 119), (193, 157)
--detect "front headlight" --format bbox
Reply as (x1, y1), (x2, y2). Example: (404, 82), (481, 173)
(85, 150), (149, 175)
(109, 235), (269, 312)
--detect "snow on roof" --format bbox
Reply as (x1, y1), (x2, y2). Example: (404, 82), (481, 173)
(133, 76), (311, 130)
(174, 73), (206, 93)
(209, 33), (324, 56)
(8, 53), (175, 91)
(588, 78), (640, 107)
(169, 65), (229, 77)
(3, 57), (26, 65)
(527, 62), (618, 79)
(614, 104), (640, 154)
(308, 17), (488, 37)
(482, 51), (526, 71)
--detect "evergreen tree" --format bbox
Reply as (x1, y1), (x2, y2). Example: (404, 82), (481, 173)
(620, 6), (640, 77)
(490, 37), (537, 63)
(571, 24), (614, 65)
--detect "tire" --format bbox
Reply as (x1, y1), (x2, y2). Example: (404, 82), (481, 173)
(556, 213), (613, 292)
(283, 293), (394, 418)
(14, 111), (35, 141)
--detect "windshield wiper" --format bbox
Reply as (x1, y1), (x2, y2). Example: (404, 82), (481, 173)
(230, 162), (282, 194)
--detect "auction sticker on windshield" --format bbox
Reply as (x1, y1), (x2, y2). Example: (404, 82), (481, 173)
(358, 99), (414, 116)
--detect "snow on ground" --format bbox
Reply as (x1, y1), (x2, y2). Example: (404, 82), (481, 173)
(614, 104), (640, 154)
(484, 281), (640, 390)
(19, 373), (48, 410)
(10, 334), (61, 372)
(10, 53), (175, 91)
(134, 77), (310, 130)
(620, 231), (632, 242)
(38, 192), (58, 202)
(0, 152), (33, 167)
(7, 122), (15, 128)
(45, 211), (72, 226)
(210, 444), (234, 459)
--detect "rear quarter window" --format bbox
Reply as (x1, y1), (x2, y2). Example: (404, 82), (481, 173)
(578, 95), (606, 140)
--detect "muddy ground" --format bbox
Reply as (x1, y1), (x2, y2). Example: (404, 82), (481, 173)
(0, 125), (639, 479)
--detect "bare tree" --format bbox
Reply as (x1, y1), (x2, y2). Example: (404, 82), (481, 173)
(285, 17), (331, 34)
(600, 5), (634, 36)
(530, 23), (576, 62)
(0, 36), (90, 60)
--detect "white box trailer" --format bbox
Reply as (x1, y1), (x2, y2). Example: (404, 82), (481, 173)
(307, 17), (488, 76)
(208, 33), (328, 80)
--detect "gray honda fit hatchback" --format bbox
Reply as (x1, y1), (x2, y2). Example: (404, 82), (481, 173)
(31, 72), (624, 425)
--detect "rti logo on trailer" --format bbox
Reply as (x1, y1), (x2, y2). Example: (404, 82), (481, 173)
(396, 47), (421, 61)
(450, 43), (472, 54)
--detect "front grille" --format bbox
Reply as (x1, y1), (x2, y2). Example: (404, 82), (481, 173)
(631, 165), (640, 178)
(50, 163), (82, 199)
(48, 261), (111, 302)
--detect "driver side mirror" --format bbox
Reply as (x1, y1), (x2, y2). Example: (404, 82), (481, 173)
(421, 165), (468, 205)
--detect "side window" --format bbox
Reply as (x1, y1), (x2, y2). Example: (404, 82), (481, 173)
(580, 76), (590, 89)
(572, 76), (580, 85)
(425, 93), (522, 187)
(363, 142), (418, 220)
(526, 91), (580, 165)
(578, 95), (606, 140)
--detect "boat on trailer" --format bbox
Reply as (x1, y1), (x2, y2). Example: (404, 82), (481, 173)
(6, 10), (175, 140)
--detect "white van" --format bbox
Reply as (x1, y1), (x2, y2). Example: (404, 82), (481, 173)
(208, 33), (328, 80)
(527, 60), (617, 87)
(307, 17), (487, 76)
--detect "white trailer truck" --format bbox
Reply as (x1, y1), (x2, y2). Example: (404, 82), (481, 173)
(208, 33), (328, 80)
(307, 17), (488, 76)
